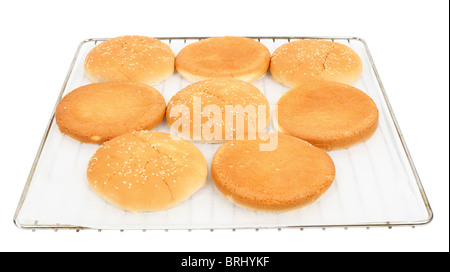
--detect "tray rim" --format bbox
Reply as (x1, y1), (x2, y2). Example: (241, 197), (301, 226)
(13, 36), (433, 231)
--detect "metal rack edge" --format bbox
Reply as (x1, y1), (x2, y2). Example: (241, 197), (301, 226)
(13, 39), (89, 228)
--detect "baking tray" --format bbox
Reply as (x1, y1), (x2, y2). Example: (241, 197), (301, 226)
(13, 36), (433, 231)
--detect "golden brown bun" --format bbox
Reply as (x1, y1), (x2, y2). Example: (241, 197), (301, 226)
(270, 39), (363, 87)
(166, 78), (270, 143)
(55, 81), (166, 144)
(87, 131), (208, 213)
(211, 134), (335, 212)
(275, 80), (379, 150)
(175, 36), (270, 82)
(84, 35), (175, 85)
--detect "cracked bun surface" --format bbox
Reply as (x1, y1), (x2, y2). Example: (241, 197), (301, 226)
(175, 36), (270, 82)
(87, 131), (208, 213)
(211, 133), (336, 212)
(275, 80), (379, 150)
(55, 81), (166, 144)
(166, 78), (270, 143)
(84, 35), (175, 85)
(270, 39), (363, 87)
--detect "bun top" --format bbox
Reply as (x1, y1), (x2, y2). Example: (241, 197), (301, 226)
(84, 35), (175, 85)
(87, 131), (208, 213)
(270, 39), (363, 87)
(175, 36), (270, 82)
(166, 78), (270, 143)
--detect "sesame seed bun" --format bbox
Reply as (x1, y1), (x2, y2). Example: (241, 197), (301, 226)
(87, 131), (208, 213)
(84, 35), (175, 85)
(175, 36), (270, 83)
(166, 78), (270, 143)
(211, 133), (335, 212)
(275, 80), (379, 151)
(270, 39), (363, 87)
(55, 81), (166, 144)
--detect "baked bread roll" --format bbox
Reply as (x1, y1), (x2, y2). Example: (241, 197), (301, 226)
(275, 80), (379, 150)
(55, 81), (166, 144)
(84, 35), (175, 85)
(270, 39), (363, 87)
(166, 78), (270, 143)
(211, 133), (335, 212)
(175, 36), (270, 82)
(87, 131), (208, 213)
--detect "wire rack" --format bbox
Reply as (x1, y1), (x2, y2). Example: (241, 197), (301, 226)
(13, 36), (433, 232)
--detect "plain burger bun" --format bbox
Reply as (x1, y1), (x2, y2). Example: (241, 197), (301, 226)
(166, 78), (270, 143)
(175, 36), (270, 83)
(84, 35), (175, 85)
(55, 81), (166, 144)
(270, 39), (363, 87)
(211, 133), (336, 212)
(87, 131), (208, 213)
(275, 80), (379, 150)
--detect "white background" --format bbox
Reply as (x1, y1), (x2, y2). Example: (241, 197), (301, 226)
(0, 0), (448, 252)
